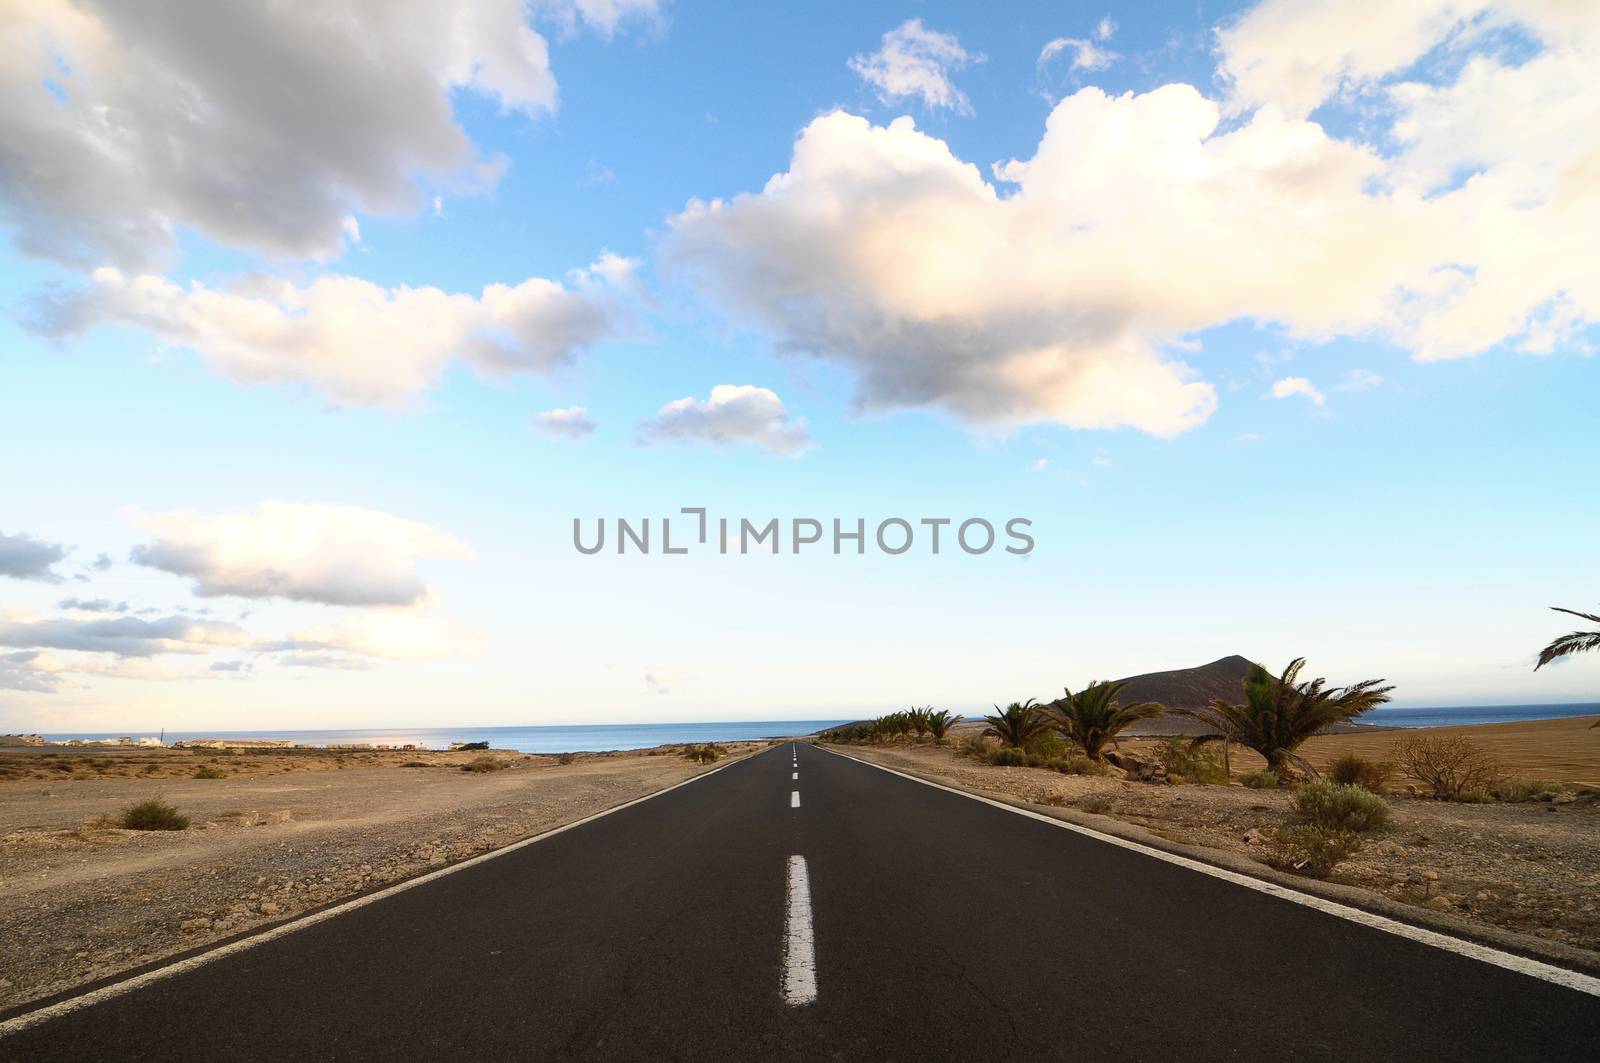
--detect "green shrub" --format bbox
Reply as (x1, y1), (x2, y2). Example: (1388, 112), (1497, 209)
(192, 765), (226, 779)
(461, 756), (505, 773)
(682, 744), (724, 764)
(988, 746), (1027, 767)
(1263, 824), (1360, 878)
(1241, 770), (1280, 789)
(1292, 780), (1390, 833)
(119, 798), (189, 831)
(1455, 785), (1496, 804)
(1156, 738), (1229, 785)
(1327, 752), (1393, 792)
(1038, 754), (1104, 776)
(1025, 732), (1069, 759)
(1495, 778), (1566, 802)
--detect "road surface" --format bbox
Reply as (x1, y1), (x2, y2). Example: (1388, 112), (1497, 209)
(3, 743), (1597, 1061)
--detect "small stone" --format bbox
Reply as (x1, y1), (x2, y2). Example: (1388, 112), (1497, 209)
(258, 900), (281, 916)
(180, 918), (211, 932)
(1425, 896), (1455, 912)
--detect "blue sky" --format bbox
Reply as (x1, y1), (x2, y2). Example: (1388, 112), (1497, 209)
(1, 0), (1596, 731)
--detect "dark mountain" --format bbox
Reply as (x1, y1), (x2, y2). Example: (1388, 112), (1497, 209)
(1085, 655), (1259, 736)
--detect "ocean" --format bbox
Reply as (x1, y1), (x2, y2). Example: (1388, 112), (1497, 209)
(1364, 703), (1600, 728)
(40, 720), (855, 754)
(39, 704), (1599, 752)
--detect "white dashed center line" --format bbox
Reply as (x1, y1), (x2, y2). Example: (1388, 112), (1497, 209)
(790, 790), (800, 808)
(783, 855), (817, 1006)
(792, 771), (798, 780)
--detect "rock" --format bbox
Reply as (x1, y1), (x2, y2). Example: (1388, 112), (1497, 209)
(1243, 828), (1269, 846)
(180, 917), (211, 932)
(258, 900), (281, 916)
(264, 810), (292, 825)
(1551, 793), (1577, 805)
(1425, 896), (1456, 912)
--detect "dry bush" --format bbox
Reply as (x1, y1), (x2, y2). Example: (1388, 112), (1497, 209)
(1326, 752), (1394, 793)
(1240, 770), (1280, 789)
(192, 765), (226, 779)
(1394, 734), (1501, 800)
(460, 756), (506, 773)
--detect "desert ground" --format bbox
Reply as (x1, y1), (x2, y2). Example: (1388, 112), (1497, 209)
(843, 715), (1600, 967)
(0, 742), (761, 1012)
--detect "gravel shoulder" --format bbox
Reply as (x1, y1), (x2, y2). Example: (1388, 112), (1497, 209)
(839, 742), (1600, 965)
(0, 744), (761, 1013)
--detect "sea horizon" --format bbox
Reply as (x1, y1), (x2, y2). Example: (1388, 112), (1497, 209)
(31, 703), (1600, 753)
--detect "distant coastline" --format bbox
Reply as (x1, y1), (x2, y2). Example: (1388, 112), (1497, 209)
(21, 704), (1599, 753)
(30, 720), (854, 755)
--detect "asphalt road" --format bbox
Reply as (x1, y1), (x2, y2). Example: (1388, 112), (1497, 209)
(3, 743), (1598, 1062)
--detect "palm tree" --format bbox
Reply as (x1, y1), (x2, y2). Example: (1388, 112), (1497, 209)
(1179, 658), (1393, 776)
(928, 709), (963, 740)
(1049, 681), (1163, 761)
(1535, 606), (1600, 670)
(982, 700), (1051, 750)
(907, 706), (931, 738)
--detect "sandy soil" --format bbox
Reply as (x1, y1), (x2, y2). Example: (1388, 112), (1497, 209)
(0, 743), (762, 1013)
(842, 740), (1600, 964)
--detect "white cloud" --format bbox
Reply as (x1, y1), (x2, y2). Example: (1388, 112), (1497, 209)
(0, 651), (61, 693)
(1270, 377), (1326, 404)
(0, 0), (580, 268)
(129, 501), (472, 607)
(530, 405), (598, 440)
(643, 668), (687, 695)
(1030, 458), (1050, 472)
(537, 0), (661, 39)
(849, 19), (975, 113)
(637, 385), (811, 457)
(0, 531), (69, 582)
(1337, 368), (1386, 390)
(271, 610), (477, 662)
(667, 0), (1600, 437)
(0, 613), (252, 658)
(1038, 37), (1117, 72)
(1095, 17), (1117, 41)
(38, 257), (636, 406)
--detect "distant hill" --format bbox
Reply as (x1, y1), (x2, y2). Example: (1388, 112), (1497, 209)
(1058, 655), (1259, 736)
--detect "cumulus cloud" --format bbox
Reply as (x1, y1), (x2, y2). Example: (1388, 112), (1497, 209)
(0, 613), (252, 658)
(0, 651), (60, 693)
(0, 531), (69, 582)
(1270, 377), (1326, 404)
(666, 2), (1600, 436)
(849, 19), (975, 113)
(530, 405), (598, 440)
(35, 257), (637, 406)
(0, 0), (581, 268)
(129, 501), (472, 607)
(637, 385), (811, 457)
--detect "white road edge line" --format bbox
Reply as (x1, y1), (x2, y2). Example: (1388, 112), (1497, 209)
(0, 755), (751, 1039)
(791, 790), (801, 808)
(821, 746), (1600, 999)
(783, 855), (818, 1006)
